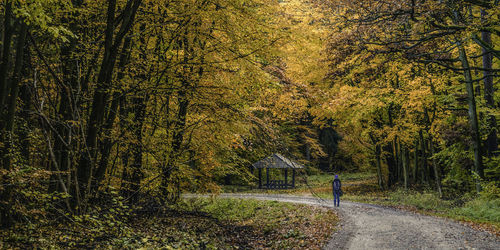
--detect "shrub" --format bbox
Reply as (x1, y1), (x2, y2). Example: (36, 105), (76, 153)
(389, 189), (453, 211)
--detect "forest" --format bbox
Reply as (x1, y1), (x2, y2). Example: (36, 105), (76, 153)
(0, 0), (499, 248)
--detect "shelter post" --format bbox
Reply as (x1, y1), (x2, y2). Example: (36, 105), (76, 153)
(284, 169), (288, 188)
(292, 169), (296, 188)
(258, 168), (262, 188)
(266, 167), (270, 188)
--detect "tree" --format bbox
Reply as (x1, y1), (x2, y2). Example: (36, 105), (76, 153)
(317, 0), (499, 193)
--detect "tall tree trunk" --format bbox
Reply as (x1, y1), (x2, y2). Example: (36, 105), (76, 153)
(3, 22), (28, 169)
(384, 143), (397, 187)
(369, 133), (384, 190)
(375, 144), (384, 190)
(160, 27), (205, 201)
(457, 42), (484, 193)
(18, 42), (32, 164)
(78, 0), (119, 203)
(406, 147), (410, 188)
(402, 146), (408, 190)
(481, 9), (498, 158)
(429, 139), (442, 197)
(0, 21), (28, 228)
(93, 36), (133, 191)
(120, 24), (144, 201)
(50, 37), (79, 195)
(0, 0), (14, 112)
(413, 139), (419, 184)
(78, 0), (141, 205)
(50, 0), (85, 210)
(128, 96), (146, 203)
(398, 140), (404, 184)
(305, 143), (311, 163)
(119, 94), (131, 196)
(419, 130), (428, 184)
(452, 9), (484, 193)
(161, 88), (189, 200)
(394, 138), (400, 184)
(386, 105), (397, 187)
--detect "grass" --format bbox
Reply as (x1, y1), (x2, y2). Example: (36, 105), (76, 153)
(0, 197), (339, 249)
(454, 198), (500, 224)
(346, 189), (500, 233)
(181, 197), (339, 249)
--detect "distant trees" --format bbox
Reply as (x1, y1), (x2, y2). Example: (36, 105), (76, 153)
(320, 0), (499, 194)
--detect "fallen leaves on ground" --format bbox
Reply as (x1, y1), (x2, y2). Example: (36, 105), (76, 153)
(0, 197), (339, 249)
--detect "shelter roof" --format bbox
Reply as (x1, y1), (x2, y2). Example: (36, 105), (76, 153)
(252, 154), (305, 169)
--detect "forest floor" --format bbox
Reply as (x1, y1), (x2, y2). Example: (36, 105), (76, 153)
(0, 197), (338, 249)
(212, 193), (500, 249)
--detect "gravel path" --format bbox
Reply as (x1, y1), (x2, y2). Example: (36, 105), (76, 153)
(194, 193), (500, 250)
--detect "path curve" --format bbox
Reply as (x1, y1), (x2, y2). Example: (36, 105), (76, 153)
(187, 193), (500, 250)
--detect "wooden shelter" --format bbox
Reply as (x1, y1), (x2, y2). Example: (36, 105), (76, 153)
(252, 154), (305, 189)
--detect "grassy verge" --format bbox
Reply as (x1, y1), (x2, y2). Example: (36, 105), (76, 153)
(344, 190), (500, 234)
(0, 197), (339, 249)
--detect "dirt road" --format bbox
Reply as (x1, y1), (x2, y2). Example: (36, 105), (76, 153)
(204, 193), (499, 250)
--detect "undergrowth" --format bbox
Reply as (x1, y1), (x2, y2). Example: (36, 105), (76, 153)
(0, 196), (338, 249)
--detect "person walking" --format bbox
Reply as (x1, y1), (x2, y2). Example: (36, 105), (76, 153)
(332, 175), (342, 207)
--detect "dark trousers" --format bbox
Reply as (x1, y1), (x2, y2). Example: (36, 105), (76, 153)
(333, 192), (340, 206)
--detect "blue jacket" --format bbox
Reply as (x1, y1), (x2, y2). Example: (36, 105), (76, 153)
(332, 179), (342, 193)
